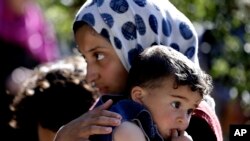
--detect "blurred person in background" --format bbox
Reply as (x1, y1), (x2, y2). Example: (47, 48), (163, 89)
(0, 0), (60, 139)
(9, 55), (98, 141)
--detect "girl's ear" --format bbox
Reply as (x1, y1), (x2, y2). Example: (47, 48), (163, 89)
(131, 86), (144, 104)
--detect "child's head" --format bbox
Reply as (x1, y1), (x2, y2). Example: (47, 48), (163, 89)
(10, 55), (97, 141)
(127, 45), (213, 139)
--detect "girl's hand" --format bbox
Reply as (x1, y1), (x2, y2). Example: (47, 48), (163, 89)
(171, 130), (193, 141)
(54, 99), (122, 141)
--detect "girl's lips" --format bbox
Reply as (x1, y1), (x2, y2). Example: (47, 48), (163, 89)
(98, 86), (108, 94)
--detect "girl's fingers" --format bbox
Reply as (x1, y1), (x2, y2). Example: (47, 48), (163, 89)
(80, 125), (113, 137)
(95, 99), (113, 110)
(90, 99), (122, 119)
(54, 99), (122, 141)
(75, 99), (122, 127)
(89, 114), (121, 126)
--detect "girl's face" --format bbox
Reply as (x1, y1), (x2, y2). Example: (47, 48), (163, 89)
(75, 24), (128, 94)
(136, 77), (202, 139)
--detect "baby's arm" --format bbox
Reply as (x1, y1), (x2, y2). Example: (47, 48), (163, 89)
(113, 121), (146, 141)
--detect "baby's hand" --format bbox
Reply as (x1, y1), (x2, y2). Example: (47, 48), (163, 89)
(171, 130), (193, 141)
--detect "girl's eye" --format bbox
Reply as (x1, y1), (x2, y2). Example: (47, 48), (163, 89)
(171, 101), (181, 109)
(187, 109), (194, 115)
(95, 53), (105, 60)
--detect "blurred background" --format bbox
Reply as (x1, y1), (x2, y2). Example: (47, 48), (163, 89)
(1, 0), (250, 140)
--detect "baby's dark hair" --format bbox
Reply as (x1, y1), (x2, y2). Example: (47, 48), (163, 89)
(9, 55), (97, 140)
(126, 45), (213, 98)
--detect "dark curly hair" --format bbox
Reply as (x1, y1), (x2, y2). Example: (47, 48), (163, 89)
(10, 55), (98, 141)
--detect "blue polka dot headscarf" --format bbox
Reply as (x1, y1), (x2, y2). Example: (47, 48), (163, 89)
(74, 0), (199, 71)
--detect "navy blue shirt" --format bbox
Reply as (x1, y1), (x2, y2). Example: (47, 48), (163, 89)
(89, 95), (166, 141)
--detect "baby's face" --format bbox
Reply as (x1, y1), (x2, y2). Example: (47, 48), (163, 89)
(140, 77), (202, 139)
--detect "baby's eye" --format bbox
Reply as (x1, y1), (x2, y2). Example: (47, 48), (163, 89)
(95, 53), (105, 61)
(171, 101), (181, 109)
(187, 109), (194, 115)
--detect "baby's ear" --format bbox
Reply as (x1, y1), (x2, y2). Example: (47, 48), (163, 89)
(131, 86), (144, 104)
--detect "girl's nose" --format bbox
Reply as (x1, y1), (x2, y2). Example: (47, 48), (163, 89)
(85, 64), (98, 83)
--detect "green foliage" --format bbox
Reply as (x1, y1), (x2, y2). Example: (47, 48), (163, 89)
(172, 0), (250, 118)
(37, 0), (85, 42)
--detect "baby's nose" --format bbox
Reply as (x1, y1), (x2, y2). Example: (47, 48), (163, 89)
(176, 113), (189, 130)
